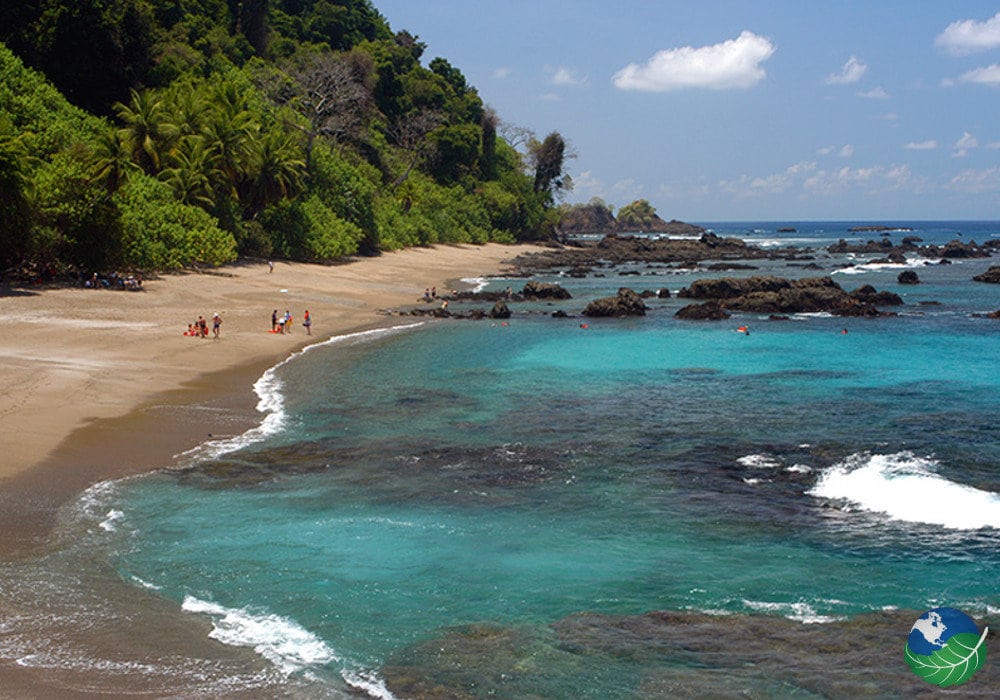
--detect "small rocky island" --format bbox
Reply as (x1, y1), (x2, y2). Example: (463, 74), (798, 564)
(557, 199), (706, 236)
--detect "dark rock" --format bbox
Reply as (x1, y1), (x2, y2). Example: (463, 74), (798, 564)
(489, 301), (511, 319)
(675, 300), (730, 320)
(551, 309), (570, 318)
(973, 266), (1000, 283)
(522, 280), (572, 299)
(639, 290), (658, 298)
(850, 284), (903, 305)
(768, 315), (791, 321)
(583, 288), (647, 317)
(987, 309), (1000, 319)
(777, 227), (796, 233)
(897, 270), (919, 285)
(707, 262), (758, 271)
(657, 288), (670, 299)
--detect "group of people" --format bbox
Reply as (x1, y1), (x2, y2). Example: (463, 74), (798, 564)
(184, 313), (222, 339)
(271, 309), (311, 335)
(84, 271), (142, 290)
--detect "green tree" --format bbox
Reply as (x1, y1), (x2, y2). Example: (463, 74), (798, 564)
(0, 118), (34, 271)
(115, 88), (177, 174)
(244, 127), (306, 217)
(89, 124), (137, 194)
(159, 136), (217, 208)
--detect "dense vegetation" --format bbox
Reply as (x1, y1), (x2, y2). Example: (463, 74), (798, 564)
(0, 0), (570, 277)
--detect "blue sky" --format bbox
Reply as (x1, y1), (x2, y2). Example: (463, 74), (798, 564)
(373, 1), (1000, 221)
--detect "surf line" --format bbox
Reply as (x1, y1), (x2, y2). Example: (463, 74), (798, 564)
(173, 321), (427, 467)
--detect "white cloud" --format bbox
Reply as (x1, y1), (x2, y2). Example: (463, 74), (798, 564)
(825, 56), (868, 85)
(817, 145), (854, 158)
(876, 112), (899, 123)
(904, 140), (938, 150)
(719, 162), (816, 197)
(988, 142), (1000, 150)
(953, 131), (979, 157)
(552, 66), (587, 86)
(612, 30), (775, 91)
(959, 64), (1000, 85)
(947, 167), (1000, 192)
(493, 67), (512, 79)
(803, 164), (917, 196)
(936, 12), (1000, 55)
(857, 86), (889, 99)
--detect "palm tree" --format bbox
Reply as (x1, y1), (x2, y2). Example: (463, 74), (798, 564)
(165, 82), (210, 139)
(201, 84), (257, 197)
(89, 125), (136, 194)
(158, 136), (216, 209)
(114, 89), (177, 174)
(244, 128), (306, 218)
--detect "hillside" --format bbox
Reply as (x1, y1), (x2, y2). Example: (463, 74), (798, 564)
(0, 1), (571, 277)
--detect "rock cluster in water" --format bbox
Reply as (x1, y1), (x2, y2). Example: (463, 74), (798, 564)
(674, 276), (901, 319)
(973, 265), (1000, 283)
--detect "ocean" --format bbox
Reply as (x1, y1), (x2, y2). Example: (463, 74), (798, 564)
(3, 221), (1000, 697)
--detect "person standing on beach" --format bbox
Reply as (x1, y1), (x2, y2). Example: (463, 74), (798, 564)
(212, 313), (222, 339)
(303, 310), (312, 335)
(271, 309), (278, 332)
(268, 260), (274, 274)
(284, 310), (292, 333)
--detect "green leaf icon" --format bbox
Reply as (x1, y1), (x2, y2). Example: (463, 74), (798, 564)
(905, 627), (988, 687)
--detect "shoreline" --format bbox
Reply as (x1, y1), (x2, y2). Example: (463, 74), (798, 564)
(0, 244), (541, 557)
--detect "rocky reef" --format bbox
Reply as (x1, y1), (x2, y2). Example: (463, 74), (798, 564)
(675, 276), (901, 319)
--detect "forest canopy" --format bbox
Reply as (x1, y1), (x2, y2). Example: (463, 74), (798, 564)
(0, 0), (571, 277)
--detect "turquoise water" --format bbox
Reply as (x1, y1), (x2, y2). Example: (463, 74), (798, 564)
(11, 221), (1000, 697)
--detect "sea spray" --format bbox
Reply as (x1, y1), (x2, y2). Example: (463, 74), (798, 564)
(808, 452), (1000, 529)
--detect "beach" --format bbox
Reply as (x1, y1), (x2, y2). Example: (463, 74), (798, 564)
(2, 223), (999, 697)
(0, 244), (539, 552)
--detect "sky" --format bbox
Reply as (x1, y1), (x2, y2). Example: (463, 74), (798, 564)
(372, 0), (1000, 222)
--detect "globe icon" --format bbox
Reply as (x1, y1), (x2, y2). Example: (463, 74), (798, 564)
(904, 607), (988, 687)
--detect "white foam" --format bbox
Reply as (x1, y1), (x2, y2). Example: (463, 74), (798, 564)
(808, 451), (1000, 529)
(460, 276), (490, 293)
(181, 596), (338, 674)
(99, 509), (124, 532)
(176, 323), (425, 464)
(833, 256), (924, 275)
(787, 464), (813, 474)
(342, 669), (399, 700)
(741, 599), (843, 624)
(737, 454), (782, 469)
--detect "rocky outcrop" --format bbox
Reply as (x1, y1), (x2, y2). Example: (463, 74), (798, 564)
(973, 266), (1000, 283)
(583, 288), (647, 317)
(675, 275), (898, 318)
(521, 280), (571, 300)
(558, 202), (706, 236)
(850, 284), (903, 306)
(897, 270), (919, 284)
(489, 301), (511, 319)
(828, 237), (998, 260)
(675, 300), (730, 320)
(511, 233), (799, 274)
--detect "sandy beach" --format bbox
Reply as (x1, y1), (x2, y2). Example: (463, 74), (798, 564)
(0, 244), (540, 554)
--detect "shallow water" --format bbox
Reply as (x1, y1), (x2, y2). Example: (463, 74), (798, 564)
(3, 221), (1000, 697)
